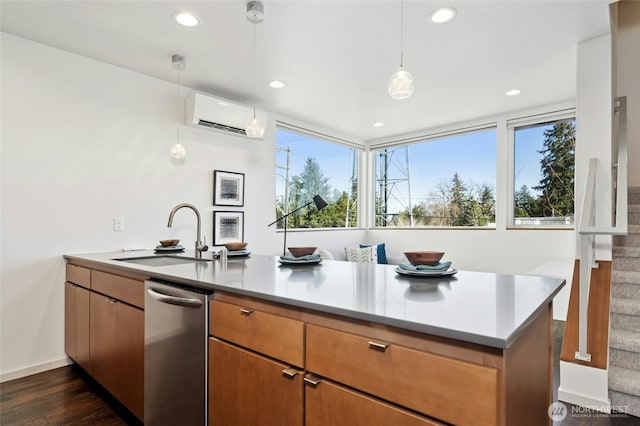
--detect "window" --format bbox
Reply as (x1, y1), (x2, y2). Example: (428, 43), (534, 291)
(512, 117), (575, 227)
(373, 128), (496, 227)
(275, 125), (359, 229)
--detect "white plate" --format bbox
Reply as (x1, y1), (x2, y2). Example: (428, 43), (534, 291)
(227, 250), (250, 257)
(395, 267), (457, 277)
(278, 257), (322, 265)
(154, 245), (185, 253)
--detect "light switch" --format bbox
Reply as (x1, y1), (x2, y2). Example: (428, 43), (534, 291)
(114, 217), (125, 231)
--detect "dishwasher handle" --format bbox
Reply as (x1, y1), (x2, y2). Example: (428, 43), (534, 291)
(146, 287), (203, 308)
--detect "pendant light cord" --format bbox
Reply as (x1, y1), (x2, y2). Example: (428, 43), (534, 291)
(400, 0), (404, 68)
(252, 22), (257, 119)
(177, 64), (181, 143)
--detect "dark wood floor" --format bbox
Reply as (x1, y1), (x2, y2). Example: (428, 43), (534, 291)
(2, 323), (640, 425)
(0, 364), (140, 425)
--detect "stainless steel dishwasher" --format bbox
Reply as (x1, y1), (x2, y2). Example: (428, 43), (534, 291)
(144, 279), (211, 425)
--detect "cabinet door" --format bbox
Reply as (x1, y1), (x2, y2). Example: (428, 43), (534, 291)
(305, 376), (443, 426)
(90, 292), (144, 420)
(64, 282), (90, 370)
(209, 338), (303, 426)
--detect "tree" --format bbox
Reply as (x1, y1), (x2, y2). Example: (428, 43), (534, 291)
(478, 184), (496, 225)
(514, 185), (542, 217)
(449, 173), (467, 225)
(279, 158), (356, 229)
(297, 157), (332, 205)
(427, 178), (454, 226)
(533, 121), (575, 218)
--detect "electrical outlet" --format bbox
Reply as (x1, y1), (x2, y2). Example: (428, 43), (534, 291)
(114, 217), (125, 231)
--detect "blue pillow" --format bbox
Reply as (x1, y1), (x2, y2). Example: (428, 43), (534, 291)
(359, 243), (388, 264)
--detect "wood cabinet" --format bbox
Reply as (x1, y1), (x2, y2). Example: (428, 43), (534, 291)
(90, 291), (144, 420)
(64, 281), (90, 370)
(213, 291), (553, 426)
(64, 264), (145, 421)
(208, 338), (303, 426)
(208, 300), (305, 425)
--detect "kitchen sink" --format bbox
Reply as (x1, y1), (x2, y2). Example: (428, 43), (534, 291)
(113, 255), (211, 267)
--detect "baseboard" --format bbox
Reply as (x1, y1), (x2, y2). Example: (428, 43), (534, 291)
(0, 357), (72, 383)
(558, 361), (611, 413)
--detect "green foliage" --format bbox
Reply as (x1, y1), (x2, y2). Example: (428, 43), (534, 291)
(385, 174), (496, 227)
(533, 121), (575, 218)
(276, 157), (357, 229)
(514, 185), (543, 217)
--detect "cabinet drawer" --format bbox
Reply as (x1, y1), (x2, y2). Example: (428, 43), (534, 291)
(306, 324), (498, 426)
(209, 300), (304, 367)
(91, 270), (144, 308)
(66, 264), (91, 289)
(305, 376), (443, 426)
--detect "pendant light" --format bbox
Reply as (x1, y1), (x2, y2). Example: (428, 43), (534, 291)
(388, 0), (415, 100)
(171, 54), (186, 159)
(245, 1), (265, 139)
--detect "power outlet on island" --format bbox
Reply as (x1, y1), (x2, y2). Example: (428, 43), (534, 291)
(113, 217), (125, 231)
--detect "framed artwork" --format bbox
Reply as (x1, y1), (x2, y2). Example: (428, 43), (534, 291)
(213, 211), (244, 245)
(213, 170), (245, 206)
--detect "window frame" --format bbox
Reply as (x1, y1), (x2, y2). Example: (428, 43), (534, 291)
(369, 124), (498, 229)
(506, 108), (576, 229)
(275, 121), (364, 230)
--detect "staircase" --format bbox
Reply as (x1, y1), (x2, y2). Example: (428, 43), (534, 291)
(609, 186), (640, 417)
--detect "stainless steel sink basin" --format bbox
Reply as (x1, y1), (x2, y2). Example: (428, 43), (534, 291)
(113, 255), (211, 267)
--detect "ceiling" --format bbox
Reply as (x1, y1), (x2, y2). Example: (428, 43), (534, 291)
(0, 0), (611, 142)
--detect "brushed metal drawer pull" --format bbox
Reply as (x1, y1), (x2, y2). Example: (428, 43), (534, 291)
(368, 341), (389, 351)
(105, 297), (117, 305)
(282, 368), (299, 378)
(240, 308), (254, 316)
(303, 376), (321, 387)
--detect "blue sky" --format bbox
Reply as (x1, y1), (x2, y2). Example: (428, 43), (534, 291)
(514, 123), (561, 196)
(276, 128), (354, 196)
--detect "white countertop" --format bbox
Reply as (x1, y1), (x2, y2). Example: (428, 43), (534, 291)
(64, 250), (565, 349)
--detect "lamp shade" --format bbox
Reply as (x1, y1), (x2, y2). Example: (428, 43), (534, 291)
(245, 117), (265, 138)
(388, 67), (415, 100)
(313, 195), (328, 211)
(170, 142), (186, 159)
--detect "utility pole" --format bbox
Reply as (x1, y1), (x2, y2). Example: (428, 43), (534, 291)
(375, 146), (412, 226)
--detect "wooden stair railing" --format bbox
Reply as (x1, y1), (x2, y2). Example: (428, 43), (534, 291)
(560, 259), (612, 369)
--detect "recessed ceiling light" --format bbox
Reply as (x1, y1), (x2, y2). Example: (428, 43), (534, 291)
(373, 122), (385, 127)
(268, 80), (286, 89)
(506, 89), (522, 96)
(174, 12), (200, 27)
(430, 7), (456, 24)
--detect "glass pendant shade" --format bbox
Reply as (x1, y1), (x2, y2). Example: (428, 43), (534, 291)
(170, 142), (186, 159)
(388, 67), (415, 100)
(245, 117), (265, 139)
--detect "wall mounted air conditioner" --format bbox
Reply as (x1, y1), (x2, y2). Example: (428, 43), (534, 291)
(184, 92), (267, 139)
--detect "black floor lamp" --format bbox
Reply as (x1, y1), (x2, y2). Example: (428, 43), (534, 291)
(268, 195), (328, 256)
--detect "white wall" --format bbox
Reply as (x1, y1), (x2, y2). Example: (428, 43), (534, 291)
(616, 1), (640, 187)
(368, 229), (574, 275)
(0, 33), (362, 380)
(575, 34), (612, 260)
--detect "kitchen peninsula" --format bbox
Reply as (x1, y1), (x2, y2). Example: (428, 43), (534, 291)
(64, 250), (564, 426)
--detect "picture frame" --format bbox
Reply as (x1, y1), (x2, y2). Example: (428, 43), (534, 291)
(213, 170), (245, 207)
(213, 211), (244, 246)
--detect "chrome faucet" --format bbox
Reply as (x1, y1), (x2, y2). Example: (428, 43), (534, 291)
(167, 203), (208, 258)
